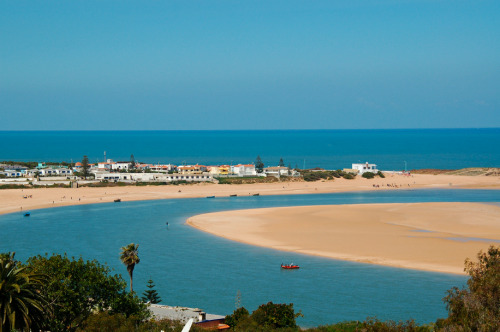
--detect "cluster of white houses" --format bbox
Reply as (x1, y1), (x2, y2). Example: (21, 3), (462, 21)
(1, 160), (379, 182)
(88, 160), (297, 183)
(0, 163), (73, 178)
(0, 160), (300, 183)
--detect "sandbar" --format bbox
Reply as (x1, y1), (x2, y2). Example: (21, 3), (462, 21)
(187, 202), (500, 274)
(1, 173), (499, 216)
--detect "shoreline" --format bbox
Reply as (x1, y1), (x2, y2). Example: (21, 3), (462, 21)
(1, 173), (500, 217)
(187, 202), (500, 275)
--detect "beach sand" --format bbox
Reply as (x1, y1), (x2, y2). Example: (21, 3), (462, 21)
(1, 173), (499, 216)
(187, 202), (500, 274)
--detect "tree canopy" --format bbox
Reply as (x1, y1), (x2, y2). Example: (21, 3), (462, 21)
(26, 253), (149, 332)
(0, 252), (48, 332)
(439, 246), (500, 330)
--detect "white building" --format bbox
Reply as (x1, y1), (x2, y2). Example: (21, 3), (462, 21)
(231, 164), (257, 177)
(264, 166), (289, 177)
(0, 170), (23, 177)
(97, 162), (114, 171)
(149, 164), (176, 172)
(352, 162), (378, 175)
(39, 168), (73, 176)
(112, 161), (131, 171)
(94, 172), (213, 183)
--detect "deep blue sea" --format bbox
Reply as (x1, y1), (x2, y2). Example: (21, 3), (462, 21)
(1, 128), (499, 170)
(1, 189), (499, 327)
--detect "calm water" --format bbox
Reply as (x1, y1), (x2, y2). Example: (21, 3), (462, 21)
(1, 189), (498, 327)
(1, 128), (499, 170)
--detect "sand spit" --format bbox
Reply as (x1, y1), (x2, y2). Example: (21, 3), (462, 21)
(187, 202), (500, 275)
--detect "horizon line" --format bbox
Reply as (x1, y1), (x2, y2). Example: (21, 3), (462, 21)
(1, 127), (499, 132)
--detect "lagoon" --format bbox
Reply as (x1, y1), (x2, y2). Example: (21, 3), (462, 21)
(1, 189), (498, 326)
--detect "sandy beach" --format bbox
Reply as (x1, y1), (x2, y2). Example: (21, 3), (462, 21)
(1, 173), (499, 216)
(187, 202), (500, 274)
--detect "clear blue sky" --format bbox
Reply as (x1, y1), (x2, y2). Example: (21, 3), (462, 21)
(1, 0), (499, 130)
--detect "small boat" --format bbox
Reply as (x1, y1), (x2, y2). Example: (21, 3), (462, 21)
(206, 196), (215, 199)
(114, 199), (121, 202)
(229, 194), (237, 197)
(24, 212), (30, 217)
(281, 263), (299, 269)
(253, 193), (260, 196)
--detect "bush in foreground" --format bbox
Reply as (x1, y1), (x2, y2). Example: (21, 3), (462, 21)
(226, 302), (301, 331)
(26, 254), (149, 331)
(438, 246), (500, 330)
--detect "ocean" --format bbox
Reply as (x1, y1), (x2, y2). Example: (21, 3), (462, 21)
(1, 189), (498, 327)
(1, 128), (499, 170)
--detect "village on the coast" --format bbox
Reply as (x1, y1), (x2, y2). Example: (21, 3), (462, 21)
(0, 155), (381, 185)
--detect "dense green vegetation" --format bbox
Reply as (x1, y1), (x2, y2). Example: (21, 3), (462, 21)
(226, 302), (302, 330)
(0, 253), (149, 332)
(0, 253), (48, 331)
(437, 246), (500, 330)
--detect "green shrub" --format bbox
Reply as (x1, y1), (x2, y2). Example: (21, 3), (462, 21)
(225, 307), (250, 329)
(377, 171), (386, 178)
(439, 246), (500, 330)
(342, 173), (355, 180)
(362, 172), (375, 179)
(250, 302), (301, 329)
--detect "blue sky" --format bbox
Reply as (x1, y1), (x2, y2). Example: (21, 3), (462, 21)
(1, 0), (499, 130)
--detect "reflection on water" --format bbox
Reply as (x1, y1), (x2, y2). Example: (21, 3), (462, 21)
(1, 189), (498, 326)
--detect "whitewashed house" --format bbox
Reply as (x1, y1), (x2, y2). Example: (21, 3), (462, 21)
(112, 161), (131, 171)
(97, 161), (114, 171)
(264, 166), (289, 177)
(352, 162), (378, 175)
(94, 172), (213, 183)
(149, 164), (176, 172)
(231, 164), (257, 177)
(1, 170), (23, 177)
(178, 165), (207, 174)
(38, 167), (73, 176)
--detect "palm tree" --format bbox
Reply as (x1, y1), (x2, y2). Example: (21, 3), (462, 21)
(120, 243), (140, 292)
(0, 252), (48, 332)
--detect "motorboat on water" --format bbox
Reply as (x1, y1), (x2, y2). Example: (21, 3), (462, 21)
(281, 263), (299, 269)
(24, 212), (30, 217)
